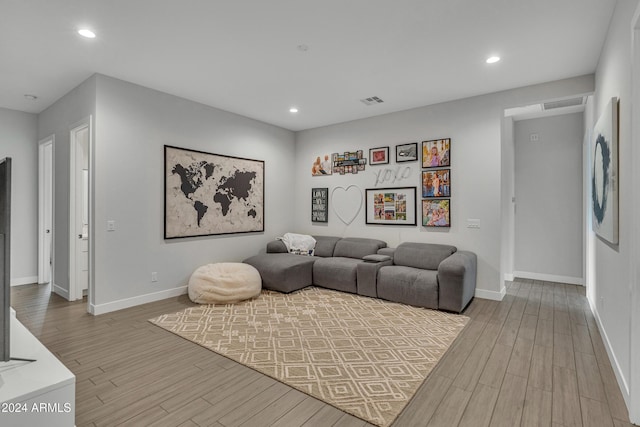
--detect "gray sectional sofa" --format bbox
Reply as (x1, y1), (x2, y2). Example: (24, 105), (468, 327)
(243, 235), (476, 313)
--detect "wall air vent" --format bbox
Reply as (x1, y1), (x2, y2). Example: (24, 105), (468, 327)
(360, 96), (384, 106)
(543, 97), (585, 110)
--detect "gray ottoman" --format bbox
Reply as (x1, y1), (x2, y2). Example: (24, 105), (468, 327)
(243, 253), (314, 293)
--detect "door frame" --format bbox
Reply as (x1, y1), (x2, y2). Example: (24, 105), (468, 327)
(69, 117), (92, 302)
(38, 135), (54, 285)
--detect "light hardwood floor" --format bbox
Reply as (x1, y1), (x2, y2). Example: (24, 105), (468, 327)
(11, 280), (637, 427)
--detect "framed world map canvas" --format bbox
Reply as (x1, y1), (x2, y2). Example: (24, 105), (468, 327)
(164, 145), (264, 239)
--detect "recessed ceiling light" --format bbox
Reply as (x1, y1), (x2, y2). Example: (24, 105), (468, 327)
(486, 56), (501, 64)
(78, 29), (96, 39)
(289, 107), (299, 113)
(24, 94), (38, 101)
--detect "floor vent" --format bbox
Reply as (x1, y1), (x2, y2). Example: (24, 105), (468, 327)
(543, 97), (585, 110)
(360, 96), (384, 106)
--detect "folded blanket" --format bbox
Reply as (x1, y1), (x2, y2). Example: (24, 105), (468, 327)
(278, 233), (316, 256)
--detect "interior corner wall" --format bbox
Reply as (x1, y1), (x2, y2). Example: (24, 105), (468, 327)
(0, 108), (38, 285)
(37, 75), (97, 299)
(91, 75), (295, 312)
(590, 0), (640, 412)
(294, 74), (594, 299)
(589, 0), (640, 409)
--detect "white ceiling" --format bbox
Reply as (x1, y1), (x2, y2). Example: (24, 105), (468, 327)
(1, 0), (616, 131)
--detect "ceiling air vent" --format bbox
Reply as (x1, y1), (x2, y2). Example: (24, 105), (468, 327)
(360, 96), (384, 106)
(543, 97), (585, 110)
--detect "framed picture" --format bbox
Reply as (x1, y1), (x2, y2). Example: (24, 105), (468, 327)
(369, 147), (390, 165)
(422, 138), (451, 168)
(311, 188), (329, 223)
(164, 145), (264, 238)
(591, 97), (618, 244)
(332, 150), (367, 174)
(312, 154), (332, 176)
(396, 142), (418, 162)
(422, 199), (450, 228)
(422, 169), (451, 198)
(365, 187), (417, 225)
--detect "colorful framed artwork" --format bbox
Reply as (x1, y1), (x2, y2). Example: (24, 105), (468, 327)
(164, 145), (264, 238)
(422, 199), (450, 228)
(312, 154), (332, 176)
(369, 147), (390, 165)
(332, 150), (366, 175)
(311, 188), (329, 223)
(365, 187), (417, 226)
(591, 97), (618, 244)
(422, 169), (451, 198)
(395, 142), (418, 162)
(422, 138), (451, 168)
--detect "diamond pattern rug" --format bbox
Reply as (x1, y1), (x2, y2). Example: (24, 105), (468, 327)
(149, 287), (469, 427)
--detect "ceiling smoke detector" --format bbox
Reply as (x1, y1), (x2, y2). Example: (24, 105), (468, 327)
(360, 96), (384, 106)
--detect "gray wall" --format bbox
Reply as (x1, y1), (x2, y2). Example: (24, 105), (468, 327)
(91, 75), (296, 311)
(513, 112), (584, 281)
(0, 108), (38, 284)
(588, 0), (639, 409)
(295, 75), (594, 300)
(37, 76), (97, 299)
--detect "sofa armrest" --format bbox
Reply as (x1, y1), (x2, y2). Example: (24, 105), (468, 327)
(267, 240), (288, 253)
(437, 250), (477, 313)
(377, 247), (396, 260)
(357, 259), (393, 298)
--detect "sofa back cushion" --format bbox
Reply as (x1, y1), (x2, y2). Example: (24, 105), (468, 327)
(333, 238), (387, 259)
(394, 242), (457, 270)
(312, 236), (342, 257)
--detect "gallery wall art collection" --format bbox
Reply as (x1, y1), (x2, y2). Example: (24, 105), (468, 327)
(313, 139), (452, 228)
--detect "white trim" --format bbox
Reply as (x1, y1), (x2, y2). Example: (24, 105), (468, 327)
(503, 273), (515, 282)
(90, 286), (188, 316)
(513, 271), (584, 286)
(10, 276), (38, 287)
(588, 296), (630, 408)
(475, 287), (505, 301)
(38, 135), (54, 286)
(629, 6), (640, 424)
(52, 283), (69, 300)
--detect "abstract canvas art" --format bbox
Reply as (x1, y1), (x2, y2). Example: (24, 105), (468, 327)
(591, 97), (618, 244)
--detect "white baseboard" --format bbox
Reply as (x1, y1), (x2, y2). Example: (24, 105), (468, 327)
(587, 295), (630, 409)
(504, 273), (515, 282)
(513, 271), (584, 286)
(10, 276), (38, 286)
(52, 283), (69, 300)
(475, 286), (506, 301)
(90, 286), (188, 315)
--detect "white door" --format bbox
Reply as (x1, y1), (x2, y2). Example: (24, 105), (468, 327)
(70, 122), (90, 301)
(38, 137), (54, 284)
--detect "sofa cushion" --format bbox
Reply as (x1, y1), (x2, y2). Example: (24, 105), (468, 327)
(243, 253), (314, 293)
(377, 265), (439, 309)
(312, 236), (342, 258)
(312, 257), (363, 293)
(333, 237), (387, 259)
(393, 242), (457, 270)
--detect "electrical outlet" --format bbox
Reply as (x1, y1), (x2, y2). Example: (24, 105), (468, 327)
(151, 272), (158, 282)
(530, 133), (539, 142)
(107, 220), (116, 231)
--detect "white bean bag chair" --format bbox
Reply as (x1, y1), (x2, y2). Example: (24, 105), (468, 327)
(188, 262), (262, 304)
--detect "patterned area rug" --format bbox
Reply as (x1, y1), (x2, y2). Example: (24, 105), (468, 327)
(149, 287), (469, 427)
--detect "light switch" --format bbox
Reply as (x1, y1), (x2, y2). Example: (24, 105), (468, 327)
(107, 220), (115, 231)
(467, 219), (480, 229)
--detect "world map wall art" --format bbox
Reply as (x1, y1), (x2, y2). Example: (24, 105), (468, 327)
(591, 97), (618, 244)
(164, 145), (264, 239)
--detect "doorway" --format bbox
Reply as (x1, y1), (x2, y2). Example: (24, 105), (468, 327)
(69, 119), (91, 301)
(38, 136), (54, 285)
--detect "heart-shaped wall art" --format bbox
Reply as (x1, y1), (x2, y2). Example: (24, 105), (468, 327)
(331, 185), (363, 225)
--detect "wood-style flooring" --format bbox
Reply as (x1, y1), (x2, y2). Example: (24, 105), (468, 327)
(10, 280), (637, 427)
